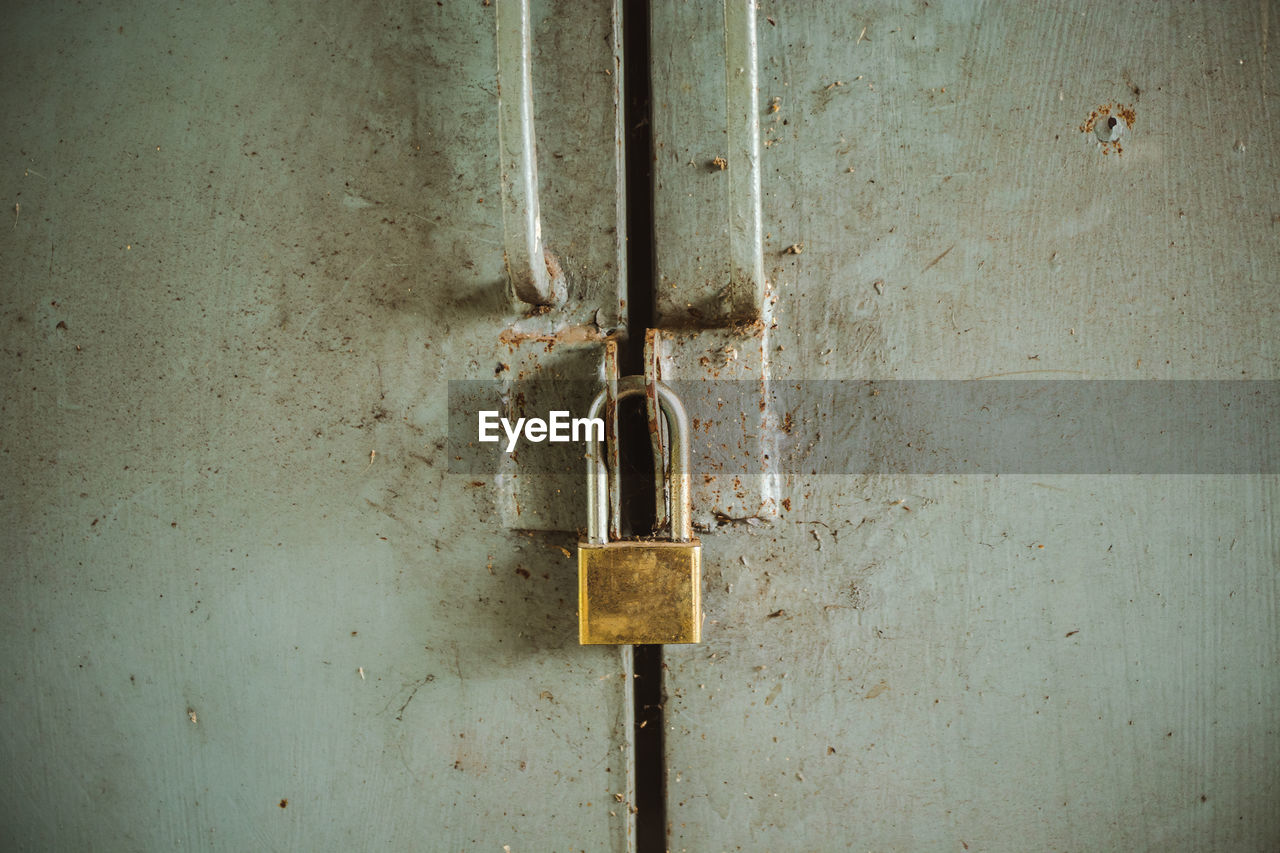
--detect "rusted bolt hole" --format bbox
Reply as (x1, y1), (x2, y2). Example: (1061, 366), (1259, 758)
(1095, 115), (1125, 143)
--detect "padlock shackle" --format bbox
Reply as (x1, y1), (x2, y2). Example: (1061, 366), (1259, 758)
(585, 376), (692, 544)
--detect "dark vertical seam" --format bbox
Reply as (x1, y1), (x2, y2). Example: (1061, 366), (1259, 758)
(620, 1), (666, 850)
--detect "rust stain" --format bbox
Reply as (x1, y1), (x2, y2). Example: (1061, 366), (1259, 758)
(1079, 102), (1136, 156)
(497, 325), (612, 347)
(543, 250), (563, 281)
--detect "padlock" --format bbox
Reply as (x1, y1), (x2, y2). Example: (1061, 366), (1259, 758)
(578, 376), (702, 645)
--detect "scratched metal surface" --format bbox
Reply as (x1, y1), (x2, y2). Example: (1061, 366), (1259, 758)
(0, 1), (630, 850)
(659, 1), (1279, 850)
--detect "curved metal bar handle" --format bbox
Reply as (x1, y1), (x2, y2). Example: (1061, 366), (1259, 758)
(495, 0), (560, 306)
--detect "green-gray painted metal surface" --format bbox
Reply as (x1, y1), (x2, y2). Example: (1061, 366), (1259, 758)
(658, 1), (1278, 850)
(2, 0), (1277, 850)
(0, 1), (630, 850)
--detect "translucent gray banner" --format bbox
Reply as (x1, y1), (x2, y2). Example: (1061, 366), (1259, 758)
(448, 380), (1277, 475)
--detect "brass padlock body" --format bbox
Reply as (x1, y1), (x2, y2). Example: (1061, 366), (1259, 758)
(578, 376), (702, 645)
(579, 540), (701, 644)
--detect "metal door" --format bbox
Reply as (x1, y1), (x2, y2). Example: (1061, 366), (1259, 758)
(1, 1), (632, 849)
(653, 2), (1278, 850)
(1, 1), (1276, 851)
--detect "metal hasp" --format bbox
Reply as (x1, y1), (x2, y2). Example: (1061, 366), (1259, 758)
(579, 376), (702, 645)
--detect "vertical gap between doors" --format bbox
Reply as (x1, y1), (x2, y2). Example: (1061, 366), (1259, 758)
(620, 0), (665, 850)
